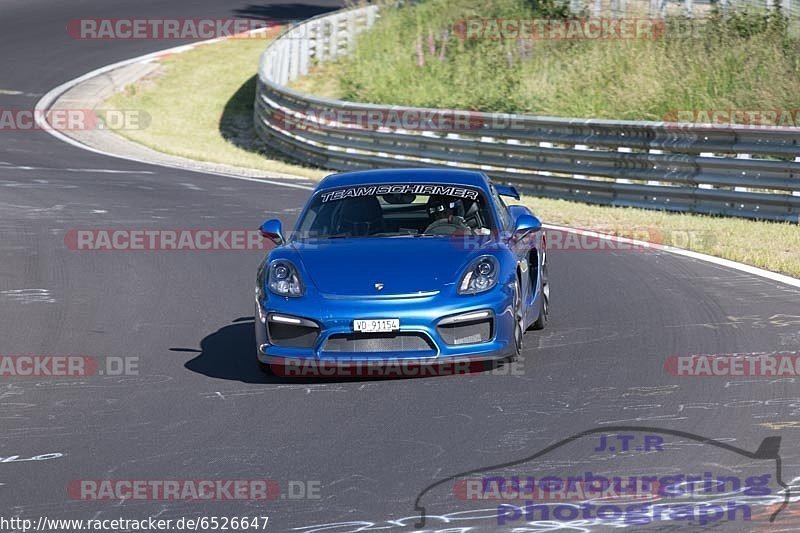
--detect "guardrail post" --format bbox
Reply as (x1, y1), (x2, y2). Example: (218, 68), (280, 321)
(288, 35), (299, 81)
(647, 149), (663, 186)
(540, 142), (553, 176)
(697, 152), (716, 190)
(574, 144), (588, 180)
(330, 14), (340, 59)
(299, 23), (311, 76)
(616, 147), (632, 183)
(273, 43), (283, 85)
(317, 20), (327, 62)
(734, 154), (751, 192)
(795, 157), (800, 196)
(347, 10), (356, 51)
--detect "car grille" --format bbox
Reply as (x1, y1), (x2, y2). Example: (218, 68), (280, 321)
(322, 332), (435, 353)
(437, 317), (493, 345)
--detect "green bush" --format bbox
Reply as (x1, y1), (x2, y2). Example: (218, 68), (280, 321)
(524, 0), (572, 18)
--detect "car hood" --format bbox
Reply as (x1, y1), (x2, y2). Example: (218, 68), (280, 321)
(291, 237), (484, 297)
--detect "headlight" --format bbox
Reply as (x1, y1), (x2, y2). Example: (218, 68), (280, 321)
(458, 256), (499, 295)
(268, 260), (304, 297)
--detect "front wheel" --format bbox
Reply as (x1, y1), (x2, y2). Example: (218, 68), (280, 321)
(512, 279), (523, 358)
(530, 256), (549, 331)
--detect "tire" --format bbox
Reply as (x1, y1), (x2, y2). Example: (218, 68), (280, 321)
(257, 359), (273, 374)
(512, 278), (523, 358)
(530, 255), (549, 331)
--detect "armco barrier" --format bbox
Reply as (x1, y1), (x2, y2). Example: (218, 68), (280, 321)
(254, 5), (800, 222)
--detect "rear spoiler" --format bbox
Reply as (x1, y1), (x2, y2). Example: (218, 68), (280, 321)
(494, 184), (520, 201)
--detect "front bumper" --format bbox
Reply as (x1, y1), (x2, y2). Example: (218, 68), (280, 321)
(255, 286), (517, 366)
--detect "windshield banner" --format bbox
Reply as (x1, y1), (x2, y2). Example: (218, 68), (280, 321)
(319, 184), (480, 203)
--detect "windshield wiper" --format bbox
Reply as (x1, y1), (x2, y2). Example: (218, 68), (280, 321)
(318, 232), (443, 239)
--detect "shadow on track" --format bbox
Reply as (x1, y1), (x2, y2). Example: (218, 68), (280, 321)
(176, 317), (269, 383)
(218, 75), (320, 170)
(177, 317), (507, 384)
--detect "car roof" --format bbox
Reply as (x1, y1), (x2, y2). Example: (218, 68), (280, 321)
(317, 168), (490, 191)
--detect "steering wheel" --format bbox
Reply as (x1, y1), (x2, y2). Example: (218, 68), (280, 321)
(423, 219), (474, 236)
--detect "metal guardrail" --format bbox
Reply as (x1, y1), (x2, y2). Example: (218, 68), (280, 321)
(255, 5), (800, 222)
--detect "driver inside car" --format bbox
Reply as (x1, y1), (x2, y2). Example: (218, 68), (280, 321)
(423, 196), (472, 235)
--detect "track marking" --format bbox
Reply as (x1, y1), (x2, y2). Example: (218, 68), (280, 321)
(0, 289), (55, 304)
(544, 223), (800, 289)
(0, 89), (42, 97)
(3, 165), (154, 174)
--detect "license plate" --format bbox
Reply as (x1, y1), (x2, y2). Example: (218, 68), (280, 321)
(353, 318), (400, 333)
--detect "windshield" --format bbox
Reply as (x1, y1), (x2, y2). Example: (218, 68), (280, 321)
(293, 183), (496, 240)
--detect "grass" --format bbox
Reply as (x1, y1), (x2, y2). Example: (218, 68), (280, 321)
(107, 33), (325, 179)
(106, 23), (800, 278)
(306, 0), (800, 120)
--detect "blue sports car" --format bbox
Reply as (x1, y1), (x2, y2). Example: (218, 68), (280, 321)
(255, 168), (549, 376)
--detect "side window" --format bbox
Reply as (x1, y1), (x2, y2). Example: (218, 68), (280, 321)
(491, 186), (513, 230)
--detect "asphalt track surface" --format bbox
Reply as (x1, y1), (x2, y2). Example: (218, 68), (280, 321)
(1, 1), (799, 531)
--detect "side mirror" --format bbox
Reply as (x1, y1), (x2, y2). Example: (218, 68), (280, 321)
(514, 214), (542, 234)
(259, 219), (285, 245)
